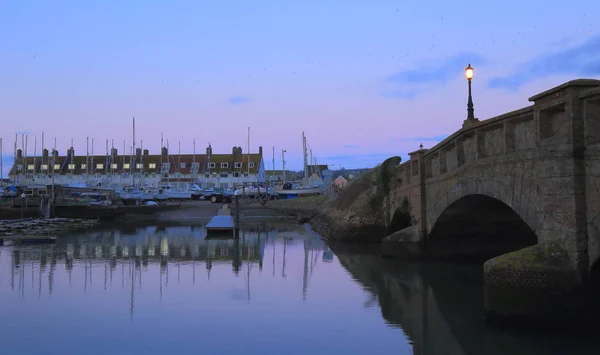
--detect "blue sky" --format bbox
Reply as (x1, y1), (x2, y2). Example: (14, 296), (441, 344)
(1, 0), (600, 176)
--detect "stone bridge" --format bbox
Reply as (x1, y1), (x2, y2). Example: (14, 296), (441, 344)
(383, 79), (600, 326)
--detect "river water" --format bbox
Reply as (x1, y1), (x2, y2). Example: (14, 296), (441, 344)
(0, 222), (598, 355)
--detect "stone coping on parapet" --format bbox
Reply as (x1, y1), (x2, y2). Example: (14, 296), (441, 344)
(528, 79), (600, 102)
(419, 105), (535, 159)
(579, 86), (600, 100)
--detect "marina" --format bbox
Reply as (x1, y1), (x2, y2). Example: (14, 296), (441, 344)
(1, 127), (332, 222)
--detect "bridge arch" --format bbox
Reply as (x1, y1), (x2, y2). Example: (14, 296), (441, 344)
(426, 185), (538, 261)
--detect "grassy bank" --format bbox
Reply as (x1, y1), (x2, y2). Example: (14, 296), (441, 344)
(261, 156), (401, 243)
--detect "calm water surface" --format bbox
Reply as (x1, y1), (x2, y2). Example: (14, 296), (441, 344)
(0, 223), (598, 355)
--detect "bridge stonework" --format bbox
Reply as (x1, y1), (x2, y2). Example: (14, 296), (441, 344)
(384, 79), (600, 326)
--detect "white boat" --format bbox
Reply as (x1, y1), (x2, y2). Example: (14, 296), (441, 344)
(274, 183), (322, 196)
(234, 186), (275, 197)
(164, 187), (192, 200)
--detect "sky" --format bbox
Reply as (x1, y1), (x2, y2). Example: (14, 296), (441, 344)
(1, 0), (600, 177)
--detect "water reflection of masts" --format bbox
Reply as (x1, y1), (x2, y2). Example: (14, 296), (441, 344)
(282, 237), (287, 278)
(302, 239), (309, 300)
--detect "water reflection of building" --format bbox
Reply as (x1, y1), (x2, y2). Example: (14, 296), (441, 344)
(3, 225), (332, 317)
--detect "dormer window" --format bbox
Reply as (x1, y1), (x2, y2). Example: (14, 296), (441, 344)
(96, 163), (104, 169)
(27, 164), (35, 171)
(149, 163), (157, 169)
(221, 162), (228, 168)
(208, 162), (216, 168)
(53, 164), (60, 170)
(111, 163), (118, 169)
(180, 163), (186, 169)
(191, 162), (200, 172)
(41, 164), (48, 170)
(136, 163), (143, 169)
(81, 164), (87, 170)
(124, 163), (130, 169)
(249, 162), (255, 168)
(68, 164), (76, 170)
(234, 162), (242, 168)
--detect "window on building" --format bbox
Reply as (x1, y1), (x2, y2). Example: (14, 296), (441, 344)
(221, 162), (228, 168)
(41, 164), (48, 170)
(234, 162), (242, 168)
(17, 164), (23, 171)
(204, 174), (210, 178)
(249, 162), (255, 168)
(96, 163), (104, 169)
(179, 162), (186, 169)
(27, 164), (34, 170)
(243, 173), (249, 177)
(136, 163), (143, 169)
(233, 172), (240, 177)
(123, 163), (130, 169)
(81, 164), (87, 170)
(175, 172), (181, 178)
(53, 164), (60, 170)
(68, 164), (75, 170)
(111, 163), (118, 169)
(149, 163), (157, 169)
(208, 162), (216, 168)
(161, 163), (170, 171)
(220, 173), (228, 178)
(191, 162), (199, 172)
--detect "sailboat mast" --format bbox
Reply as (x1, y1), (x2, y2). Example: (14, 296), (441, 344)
(24, 135), (28, 181)
(247, 127), (250, 176)
(0, 137), (3, 182)
(132, 117), (135, 186)
(51, 137), (56, 202)
(41, 133), (44, 185)
(33, 136), (37, 178)
(13, 134), (16, 185)
(86, 137), (90, 182)
(193, 139), (196, 163)
(166, 139), (170, 186)
(140, 140), (144, 187)
(105, 139), (108, 179)
(302, 132), (308, 181)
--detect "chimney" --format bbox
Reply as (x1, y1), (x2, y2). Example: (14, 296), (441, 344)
(136, 148), (142, 158)
(16, 149), (22, 159)
(42, 148), (49, 159)
(206, 144), (212, 156)
(259, 146), (263, 156)
(161, 146), (168, 161)
(232, 146), (237, 154)
(67, 147), (74, 158)
(51, 149), (58, 158)
(111, 148), (118, 157)
(143, 149), (149, 156)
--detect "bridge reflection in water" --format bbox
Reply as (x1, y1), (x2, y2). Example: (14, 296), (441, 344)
(332, 244), (600, 355)
(4, 224), (329, 320)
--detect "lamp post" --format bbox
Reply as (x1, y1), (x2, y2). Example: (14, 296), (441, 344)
(465, 63), (475, 119)
(463, 63), (479, 128)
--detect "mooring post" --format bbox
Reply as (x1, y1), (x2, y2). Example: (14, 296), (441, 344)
(234, 195), (240, 238)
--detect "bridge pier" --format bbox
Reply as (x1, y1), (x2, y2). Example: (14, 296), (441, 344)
(483, 243), (585, 329)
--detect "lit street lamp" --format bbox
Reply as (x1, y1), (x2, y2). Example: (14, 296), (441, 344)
(465, 63), (475, 119)
(462, 63), (479, 128)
